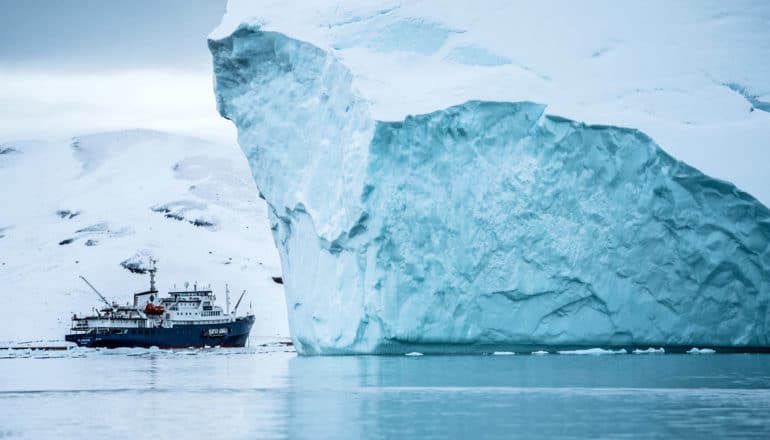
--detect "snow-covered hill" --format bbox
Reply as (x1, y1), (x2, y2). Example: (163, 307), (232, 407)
(0, 130), (288, 344)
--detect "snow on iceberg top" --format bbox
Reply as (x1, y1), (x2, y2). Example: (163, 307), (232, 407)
(211, 0), (770, 203)
(212, 0), (770, 120)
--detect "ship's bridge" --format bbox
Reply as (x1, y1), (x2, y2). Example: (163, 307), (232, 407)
(162, 288), (228, 322)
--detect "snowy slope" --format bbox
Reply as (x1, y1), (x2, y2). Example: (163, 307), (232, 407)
(0, 130), (287, 344)
(214, 0), (770, 205)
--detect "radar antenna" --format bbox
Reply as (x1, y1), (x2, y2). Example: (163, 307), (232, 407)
(79, 276), (112, 308)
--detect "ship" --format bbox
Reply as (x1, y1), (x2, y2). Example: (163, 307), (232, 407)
(65, 260), (255, 348)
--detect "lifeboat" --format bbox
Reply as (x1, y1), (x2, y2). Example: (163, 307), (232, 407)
(144, 303), (165, 315)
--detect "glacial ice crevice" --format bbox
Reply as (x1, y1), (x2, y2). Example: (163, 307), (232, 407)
(210, 26), (770, 354)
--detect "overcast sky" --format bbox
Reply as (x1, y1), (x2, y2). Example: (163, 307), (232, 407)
(0, 0), (233, 143)
(0, 0), (225, 71)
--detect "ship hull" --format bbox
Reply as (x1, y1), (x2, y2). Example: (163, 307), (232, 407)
(65, 315), (255, 349)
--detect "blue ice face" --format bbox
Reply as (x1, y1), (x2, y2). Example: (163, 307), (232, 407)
(210, 26), (770, 355)
(444, 45), (512, 66)
(333, 18), (460, 55)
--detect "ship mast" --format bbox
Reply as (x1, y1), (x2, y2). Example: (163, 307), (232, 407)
(148, 258), (157, 292)
(226, 283), (231, 315)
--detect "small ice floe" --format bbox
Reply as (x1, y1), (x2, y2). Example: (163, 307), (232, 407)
(687, 347), (716, 354)
(1, 348), (17, 359)
(557, 348), (627, 355)
(101, 347), (159, 357)
(632, 347), (665, 355)
(493, 351), (515, 355)
(404, 352), (424, 356)
(175, 349), (200, 356)
(531, 350), (549, 355)
(66, 346), (90, 358)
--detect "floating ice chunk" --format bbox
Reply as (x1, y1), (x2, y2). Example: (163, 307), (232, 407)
(687, 348), (716, 354)
(558, 348), (627, 355)
(492, 351), (515, 355)
(531, 351), (549, 356)
(632, 348), (665, 354)
(404, 352), (424, 356)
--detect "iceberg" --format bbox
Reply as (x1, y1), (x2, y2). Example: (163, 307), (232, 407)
(211, 0), (770, 205)
(209, 4), (770, 355)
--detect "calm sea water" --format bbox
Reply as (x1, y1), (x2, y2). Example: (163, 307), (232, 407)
(1, 346), (769, 439)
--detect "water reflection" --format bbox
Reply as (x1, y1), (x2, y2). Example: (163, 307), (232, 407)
(284, 355), (770, 439)
(1, 351), (769, 439)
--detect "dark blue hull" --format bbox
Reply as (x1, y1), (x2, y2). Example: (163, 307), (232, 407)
(65, 316), (255, 348)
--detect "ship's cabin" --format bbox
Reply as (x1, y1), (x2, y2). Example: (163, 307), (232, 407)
(161, 289), (228, 322)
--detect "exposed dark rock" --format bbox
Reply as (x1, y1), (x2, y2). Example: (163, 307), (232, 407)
(121, 260), (148, 274)
(59, 238), (75, 245)
(151, 206), (171, 214)
(76, 222), (108, 233)
(271, 276), (283, 285)
(84, 239), (98, 247)
(120, 251), (155, 274)
(190, 218), (215, 228)
(56, 210), (81, 219)
(151, 201), (214, 229)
